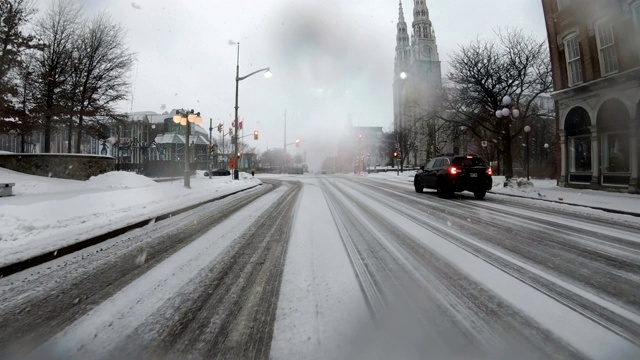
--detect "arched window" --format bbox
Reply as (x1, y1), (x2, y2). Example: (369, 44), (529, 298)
(564, 106), (591, 177)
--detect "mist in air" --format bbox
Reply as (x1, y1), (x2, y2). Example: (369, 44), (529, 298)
(263, 0), (395, 170)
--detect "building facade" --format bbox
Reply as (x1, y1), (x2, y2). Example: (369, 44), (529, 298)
(542, 0), (640, 192)
(1, 109), (213, 170)
(392, 0), (443, 165)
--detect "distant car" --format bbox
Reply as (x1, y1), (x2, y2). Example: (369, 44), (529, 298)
(206, 169), (231, 176)
(414, 154), (492, 199)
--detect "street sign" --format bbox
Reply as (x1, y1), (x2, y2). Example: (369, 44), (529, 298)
(229, 155), (237, 169)
(394, 142), (400, 149)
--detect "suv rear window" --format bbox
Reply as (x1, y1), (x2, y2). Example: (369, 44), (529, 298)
(452, 157), (487, 167)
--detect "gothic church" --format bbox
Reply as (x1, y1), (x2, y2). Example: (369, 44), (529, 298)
(392, 0), (443, 165)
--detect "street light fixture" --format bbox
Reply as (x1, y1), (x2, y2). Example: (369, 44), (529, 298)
(524, 125), (531, 181)
(173, 109), (202, 188)
(495, 95), (520, 179)
(233, 42), (271, 180)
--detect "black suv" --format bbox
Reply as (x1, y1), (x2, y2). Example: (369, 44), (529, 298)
(414, 154), (492, 199)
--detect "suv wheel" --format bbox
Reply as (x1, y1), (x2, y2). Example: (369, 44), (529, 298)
(474, 189), (486, 200)
(414, 179), (424, 193)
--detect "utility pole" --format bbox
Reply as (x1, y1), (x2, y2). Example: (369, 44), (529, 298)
(282, 109), (287, 173)
(209, 118), (213, 179)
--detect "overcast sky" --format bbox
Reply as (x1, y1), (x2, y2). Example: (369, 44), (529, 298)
(44, 0), (547, 169)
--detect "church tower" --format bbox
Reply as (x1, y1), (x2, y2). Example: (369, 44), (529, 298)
(393, 1), (410, 132)
(392, 0), (443, 165)
(410, 0), (441, 88)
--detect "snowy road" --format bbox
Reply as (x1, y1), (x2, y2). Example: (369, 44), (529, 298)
(1, 175), (639, 359)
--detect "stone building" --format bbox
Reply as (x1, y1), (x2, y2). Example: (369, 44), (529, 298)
(542, 0), (640, 192)
(392, 0), (443, 165)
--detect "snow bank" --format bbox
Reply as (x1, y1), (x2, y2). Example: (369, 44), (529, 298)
(0, 170), (262, 267)
(490, 176), (640, 213)
(87, 171), (158, 188)
(0, 167), (82, 196)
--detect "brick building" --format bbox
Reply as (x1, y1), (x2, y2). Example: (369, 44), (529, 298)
(542, 0), (640, 192)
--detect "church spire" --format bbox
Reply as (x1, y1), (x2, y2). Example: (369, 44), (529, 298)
(411, 0), (439, 62)
(395, 0), (410, 73)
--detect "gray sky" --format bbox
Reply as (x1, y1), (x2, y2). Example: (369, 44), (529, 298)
(68, 0), (546, 168)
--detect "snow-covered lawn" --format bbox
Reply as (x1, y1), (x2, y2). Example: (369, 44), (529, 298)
(0, 168), (260, 267)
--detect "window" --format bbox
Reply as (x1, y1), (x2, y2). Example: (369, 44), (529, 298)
(452, 157), (487, 167)
(557, 0), (571, 11)
(568, 135), (591, 172)
(595, 23), (618, 76)
(425, 159), (436, 169)
(564, 35), (583, 86)
(601, 132), (630, 173)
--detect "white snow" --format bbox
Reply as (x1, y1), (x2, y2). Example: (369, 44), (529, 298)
(270, 177), (373, 360)
(490, 176), (640, 214)
(33, 185), (289, 359)
(0, 167), (260, 267)
(86, 171), (158, 188)
(365, 171), (640, 215)
(335, 181), (640, 359)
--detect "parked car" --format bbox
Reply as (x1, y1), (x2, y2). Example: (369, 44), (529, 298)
(205, 169), (231, 176)
(414, 154), (492, 199)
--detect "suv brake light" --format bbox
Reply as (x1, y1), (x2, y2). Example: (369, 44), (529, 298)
(449, 166), (458, 175)
(487, 168), (493, 175)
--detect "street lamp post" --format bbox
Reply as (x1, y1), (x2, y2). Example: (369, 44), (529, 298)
(524, 125), (531, 181)
(208, 118), (213, 179)
(396, 71), (408, 173)
(233, 42), (272, 180)
(492, 138), (501, 175)
(173, 109), (202, 189)
(495, 95), (520, 180)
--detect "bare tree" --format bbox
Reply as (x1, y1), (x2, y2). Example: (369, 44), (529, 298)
(32, 0), (81, 152)
(70, 12), (134, 153)
(0, 0), (36, 120)
(440, 28), (552, 178)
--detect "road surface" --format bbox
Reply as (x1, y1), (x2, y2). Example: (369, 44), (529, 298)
(1, 175), (639, 359)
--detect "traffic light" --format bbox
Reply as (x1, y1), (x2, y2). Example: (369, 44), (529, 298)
(209, 144), (217, 154)
(217, 123), (223, 133)
(253, 130), (259, 140)
(393, 151), (399, 158)
(237, 152), (241, 158)
(435, 146), (440, 153)
(228, 128), (233, 136)
(295, 139), (300, 147)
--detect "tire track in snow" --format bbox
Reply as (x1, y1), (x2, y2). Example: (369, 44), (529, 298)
(24, 182), (296, 359)
(339, 176), (640, 352)
(319, 177), (585, 360)
(143, 180), (301, 359)
(0, 184), (275, 356)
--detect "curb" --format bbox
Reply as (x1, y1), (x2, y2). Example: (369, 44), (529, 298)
(0, 184), (263, 278)
(488, 190), (640, 218)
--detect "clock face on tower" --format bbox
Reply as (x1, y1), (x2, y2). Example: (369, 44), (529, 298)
(420, 44), (431, 60)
